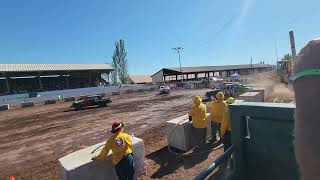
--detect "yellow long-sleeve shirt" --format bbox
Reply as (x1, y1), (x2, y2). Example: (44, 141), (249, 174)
(220, 107), (231, 138)
(94, 132), (133, 165)
(210, 100), (228, 123)
(188, 96), (207, 128)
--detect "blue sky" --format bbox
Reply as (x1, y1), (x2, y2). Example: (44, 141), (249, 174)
(0, 0), (319, 75)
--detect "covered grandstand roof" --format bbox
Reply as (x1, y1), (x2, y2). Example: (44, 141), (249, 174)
(130, 75), (152, 84)
(0, 64), (113, 72)
(152, 64), (274, 76)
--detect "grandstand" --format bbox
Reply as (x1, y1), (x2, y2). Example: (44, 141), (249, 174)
(0, 64), (113, 95)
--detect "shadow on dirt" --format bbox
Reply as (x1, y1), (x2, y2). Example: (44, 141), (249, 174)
(63, 106), (107, 112)
(146, 141), (222, 179)
(207, 162), (227, 180)
(146, 146), (183, 178)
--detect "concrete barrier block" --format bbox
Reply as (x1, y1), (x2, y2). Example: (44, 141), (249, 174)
(166, 114), (211, 151)
(79, 95), (88, 100)
(21, 101), (35, 108)
(0, 104), (10, 111)
(112, 92), (120, 95)
(250, 88), (265, 102)
(149, 87), (155, 91)
(44, 99), (57, 105)
(64, 97), (76, 102)
(59, 137), (145, 180)
(238, 91), (263, 102)
(97, 93), (106, 97)
(234, 100), (245, 104)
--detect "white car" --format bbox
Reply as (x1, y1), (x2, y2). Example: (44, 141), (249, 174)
(159, 86), (171, 95)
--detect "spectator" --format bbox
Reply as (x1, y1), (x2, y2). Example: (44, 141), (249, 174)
(293, 38), (320, 180)
(92, 121), (134, 180)
(188, 96), (207, 148)
(209, 92), (228, 142)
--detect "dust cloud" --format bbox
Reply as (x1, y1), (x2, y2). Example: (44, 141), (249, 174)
(246, 72), (295, 102)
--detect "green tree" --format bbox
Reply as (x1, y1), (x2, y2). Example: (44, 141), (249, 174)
(111, 39), (129, 84)
(282, 53), (293, 60)
(110, 60), (118, 85)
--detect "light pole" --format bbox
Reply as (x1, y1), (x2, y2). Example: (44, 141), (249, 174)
(172, 47), (183, 81)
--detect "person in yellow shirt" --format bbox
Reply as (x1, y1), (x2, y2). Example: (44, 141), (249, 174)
(188, 95), (207, 148)
(220, 97), (235, 152)
(210, 92), (228, 142)
(92, 121), (134, 180)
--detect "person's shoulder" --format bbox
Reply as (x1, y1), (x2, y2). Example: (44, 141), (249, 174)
(210, 101), (217, 106)
(119, 132), (130, 138)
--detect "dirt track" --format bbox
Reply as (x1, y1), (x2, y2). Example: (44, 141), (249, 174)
(0, 89), (224, 180)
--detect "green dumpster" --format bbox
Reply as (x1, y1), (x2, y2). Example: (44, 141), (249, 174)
(230, 102), (299, 180)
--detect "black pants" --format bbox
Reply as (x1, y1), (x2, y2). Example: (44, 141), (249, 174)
(115, 154), (135, 180)
(211, 122), (221, 141)
(193, 127), (207, 147)
(223, 130), (231, 152)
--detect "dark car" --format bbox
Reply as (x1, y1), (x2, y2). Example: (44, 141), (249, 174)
(221, 83), (251, 97)
(203, 89), (222, 102)
(71, 95), (112, 110)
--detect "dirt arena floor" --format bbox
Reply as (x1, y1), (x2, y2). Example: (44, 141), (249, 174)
(0, 89), (225, 180)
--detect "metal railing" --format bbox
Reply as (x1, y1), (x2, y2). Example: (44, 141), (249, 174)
(193, 144), (237, 180)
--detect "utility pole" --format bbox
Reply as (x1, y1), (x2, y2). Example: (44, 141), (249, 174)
(288, 31), (297, 77)
(289, 31), (297, 59)
(172, 47), (183, 81)
(274, 38), (279, 63)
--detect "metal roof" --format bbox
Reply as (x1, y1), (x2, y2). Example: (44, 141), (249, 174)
(166, 64), (273, 73)
(0, 64), (113, 72)
(130, 75), (152, 83)
(152, 64), (274, 76)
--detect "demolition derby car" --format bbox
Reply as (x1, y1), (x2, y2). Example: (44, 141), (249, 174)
(159, 86), (171, 95)
(71, 95), (112, 110)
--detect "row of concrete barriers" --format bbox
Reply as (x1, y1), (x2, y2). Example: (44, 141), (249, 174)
(0, 87), (157, 111)
(0, 97), (78, 111)
(0, 99), (61, 111)
(0, 85), (158, 106)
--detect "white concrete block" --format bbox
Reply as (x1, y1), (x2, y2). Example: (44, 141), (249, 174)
(250, 88), (265, 101)
(238, 91), (263, 102)
(166, 114), (211, 151)
(21, 101), (35, 108)
(44, 99), (57, 105)
(126, 90), (134, 93)
(112, 92), (120, 95)
(0, 104), (9, 111)
(234, 100), (245, 104)
(59, 137), (146, 180)
(64, 97), (76, 102)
